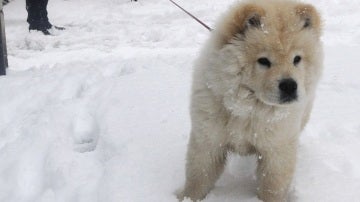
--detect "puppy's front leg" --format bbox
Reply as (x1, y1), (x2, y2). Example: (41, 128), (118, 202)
(178, 129), (227, 201)
(256, 144), (297, 202)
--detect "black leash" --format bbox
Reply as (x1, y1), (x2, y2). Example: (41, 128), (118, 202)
(168, 0), (213, 32)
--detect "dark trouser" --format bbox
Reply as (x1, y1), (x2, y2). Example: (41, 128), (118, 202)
(26, 0), (52, 30)
(0, 9), (7, 75)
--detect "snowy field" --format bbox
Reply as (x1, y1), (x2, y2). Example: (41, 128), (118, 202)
(1, 0), (360, 201)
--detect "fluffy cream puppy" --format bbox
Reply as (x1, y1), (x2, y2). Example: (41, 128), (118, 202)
(178, 0), (323, 201)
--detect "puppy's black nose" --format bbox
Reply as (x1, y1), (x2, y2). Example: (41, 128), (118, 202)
(279, 78), (297, 94)
(279, 78), (297, 103)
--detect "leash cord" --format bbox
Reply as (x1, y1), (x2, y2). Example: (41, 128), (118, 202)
(168, 0), (213, 32)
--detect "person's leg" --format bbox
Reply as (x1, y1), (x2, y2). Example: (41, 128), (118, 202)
(39, 0), (52, 29)
(26, 0), (64, 35)
(27, 0), (45, 28)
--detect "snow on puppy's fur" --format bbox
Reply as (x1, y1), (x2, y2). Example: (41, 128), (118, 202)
(178, 0), (323, 201)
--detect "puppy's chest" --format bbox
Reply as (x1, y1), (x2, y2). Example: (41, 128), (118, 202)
(226, 107), (291, 147)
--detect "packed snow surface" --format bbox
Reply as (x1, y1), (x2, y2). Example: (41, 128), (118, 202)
(1, 0), (360, 201)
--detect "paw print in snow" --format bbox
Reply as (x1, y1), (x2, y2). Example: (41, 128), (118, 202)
(72, 111), (99, 153)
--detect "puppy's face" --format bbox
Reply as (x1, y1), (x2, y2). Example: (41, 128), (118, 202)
(217, 1), (322, 106)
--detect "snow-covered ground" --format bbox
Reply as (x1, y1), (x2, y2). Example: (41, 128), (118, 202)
(1, 0), (359, 201)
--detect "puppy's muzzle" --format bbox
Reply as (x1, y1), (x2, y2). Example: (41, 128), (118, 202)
(279, 78), (298, 103)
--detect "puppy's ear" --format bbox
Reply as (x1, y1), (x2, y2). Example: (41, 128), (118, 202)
(234, 4), (265, 34)
(295, 4), (322, 33)
(245, 12), (263, 30)
(221, 4), (265, 44)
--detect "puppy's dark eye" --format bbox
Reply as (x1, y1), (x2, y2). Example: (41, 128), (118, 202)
(293, 56), (301, 66)
(257, 57), (271, 68)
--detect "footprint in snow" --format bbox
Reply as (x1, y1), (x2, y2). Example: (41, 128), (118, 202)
(72, 111), (99, 153)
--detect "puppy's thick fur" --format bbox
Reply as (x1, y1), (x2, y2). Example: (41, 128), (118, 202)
(178, 0), (323, 201)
